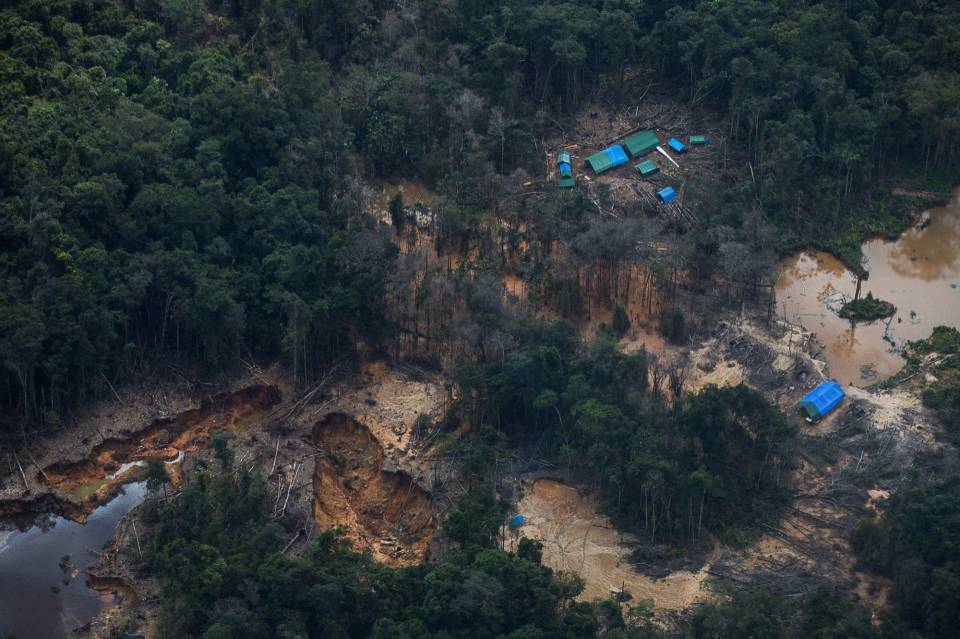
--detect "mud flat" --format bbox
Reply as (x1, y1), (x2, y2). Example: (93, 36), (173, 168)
(42, 384), (280, 505)
(0, 384), (281, 524)
(508, 479), (714, 612)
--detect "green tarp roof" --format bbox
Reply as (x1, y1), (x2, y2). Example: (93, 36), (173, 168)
(623, 130), (660, 157)
(586, 145), (629, 174)
(689, 135), (708, 145)
(635, 159), (658, 176)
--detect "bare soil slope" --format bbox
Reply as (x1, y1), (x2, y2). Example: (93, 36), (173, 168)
(312, 413), (436, 565)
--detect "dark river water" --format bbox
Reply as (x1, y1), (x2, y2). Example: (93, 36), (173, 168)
(0, 482), (147, 639)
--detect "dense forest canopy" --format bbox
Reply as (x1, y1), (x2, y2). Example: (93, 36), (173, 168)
(457, 327), (797, 543)
(853, 477), (960, 639)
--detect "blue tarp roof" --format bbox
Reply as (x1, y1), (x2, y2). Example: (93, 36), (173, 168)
(509, 514), (527, 527)
(657, 186), (676, 203)
(668, 138), (686, 153)
(797, 381), (845, 420)
(586, 145), (629, 173)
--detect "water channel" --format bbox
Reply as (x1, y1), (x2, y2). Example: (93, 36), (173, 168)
(777, 188), (960, 386)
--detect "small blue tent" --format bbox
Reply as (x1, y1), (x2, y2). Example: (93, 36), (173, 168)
(796, 381), (845, 422)
(668, 138), (686, 153)
(557, 151), (575, 188)
(657, 186), (676, 203)
(509, 514), (527, 528)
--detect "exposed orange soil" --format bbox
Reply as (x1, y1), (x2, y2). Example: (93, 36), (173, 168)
(312, 413), (436, 566)
(40, 384), (280, 514)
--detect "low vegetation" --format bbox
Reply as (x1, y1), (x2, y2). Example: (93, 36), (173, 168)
(839, 292), (897, 321)
(907, 327), (960, 437)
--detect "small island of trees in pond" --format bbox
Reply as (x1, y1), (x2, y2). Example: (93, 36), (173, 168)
(839, 292), (897, 321)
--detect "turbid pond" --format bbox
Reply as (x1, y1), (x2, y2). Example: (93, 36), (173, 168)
(777, 188), (960, 386)
(0, 482), (146, 639)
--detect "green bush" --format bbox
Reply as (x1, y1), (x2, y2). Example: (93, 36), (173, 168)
(838, 292), (896, 321)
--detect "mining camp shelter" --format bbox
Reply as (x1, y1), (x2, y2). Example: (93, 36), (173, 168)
(623, 130), (660, 157)
(586, 145), (629, 174)
(689, 135), (708, 146)
(635, 159), (659, 176)
(796, 381), (845, 422)
(668, 138), (686, 153)
(557, 151), (575, 188)
(656, 186), (676, 203)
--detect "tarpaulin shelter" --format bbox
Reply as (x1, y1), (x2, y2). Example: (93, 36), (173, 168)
(635, 159), (658, 176)
(586, 145), (629, 174)
(796, 381), (845, 422)
(623, 130), (660, 157)
(509, 514), (527, 527)
(657, 186), (676, 203)
(668, 138), (686, 153)
(689, 135), (708, 145)
(557, 151), (575, 188)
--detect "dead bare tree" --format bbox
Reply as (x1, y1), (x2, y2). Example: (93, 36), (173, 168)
(668, 355), (691, 399)
(650, 356), (667, 398)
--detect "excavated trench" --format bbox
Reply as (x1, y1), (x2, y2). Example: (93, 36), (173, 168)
(0, 384), (281, 638)
(38, 384), (281, 516)
(312, 413), (436, 565)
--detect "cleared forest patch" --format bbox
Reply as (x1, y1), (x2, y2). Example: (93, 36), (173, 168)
(508, 479), (716, 613)
(42, 385), (280, 508)
(0, 384), (280, 522)
(312, 413), (437, 566)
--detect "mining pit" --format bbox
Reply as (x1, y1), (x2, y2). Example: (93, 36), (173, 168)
(43, 385), (280, 512)
(312, 412), (437, 565)
(508, 479), (715, 612)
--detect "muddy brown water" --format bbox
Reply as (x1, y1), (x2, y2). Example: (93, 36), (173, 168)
(777, 188), (960, 386)
(0, 482), (146, 639)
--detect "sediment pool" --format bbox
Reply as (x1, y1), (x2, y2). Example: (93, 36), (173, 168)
(777, 188), (960, 386)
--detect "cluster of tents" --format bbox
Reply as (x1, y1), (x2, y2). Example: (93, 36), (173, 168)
(557, 130), (709, 204)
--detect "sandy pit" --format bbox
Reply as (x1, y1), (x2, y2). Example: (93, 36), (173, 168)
(508, 479), (714, 611)
(312, 413), (436, 565)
